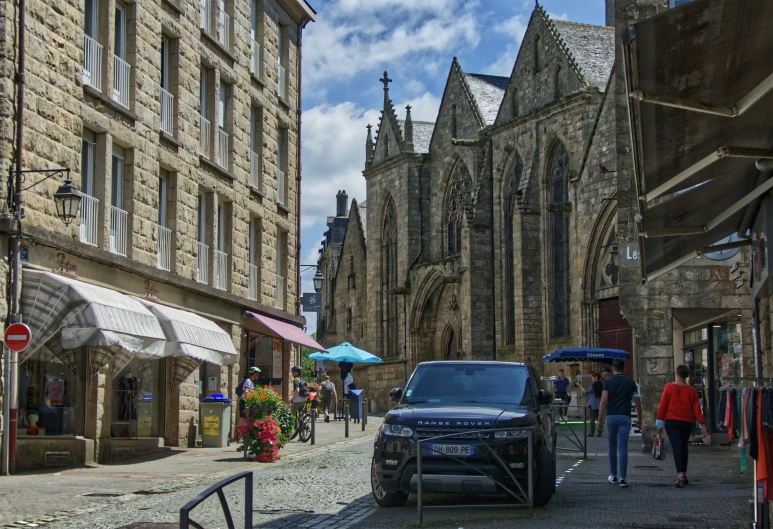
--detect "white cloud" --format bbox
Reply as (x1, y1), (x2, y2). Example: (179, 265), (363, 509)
(548, 11), (569, 21)
(485, 14), (528, 77)
(303, 0), (481, 90)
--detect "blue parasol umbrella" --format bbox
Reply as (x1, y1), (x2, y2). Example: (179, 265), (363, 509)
(309, 342), (383, 364)
(542, 348), (629, 363)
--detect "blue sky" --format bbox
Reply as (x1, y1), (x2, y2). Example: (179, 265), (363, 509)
(298, 0), (606, 334)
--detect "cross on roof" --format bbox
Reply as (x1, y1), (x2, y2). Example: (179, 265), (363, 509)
(380, 71), (392, 90)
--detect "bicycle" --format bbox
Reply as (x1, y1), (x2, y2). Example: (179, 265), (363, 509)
(289, 402), (312, 443)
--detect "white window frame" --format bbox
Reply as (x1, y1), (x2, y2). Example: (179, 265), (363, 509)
(158, 170), (168, 227)
(200, 70), (208, 117)
(217, 202), (225, 252)
(197, 194), (206, 244)
(114, 3), (127, 60)
(249, 218), (258, 266)
(81, 130), (96, 197)
(161, 37), (170, 91)
(85, 0), (98, 39)
(276, 231), (284, 276)
(111, 145), (125, 208)
(218, 83), (226, 130)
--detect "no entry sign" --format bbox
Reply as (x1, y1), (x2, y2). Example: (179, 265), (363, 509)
(4, 323), (31, 352)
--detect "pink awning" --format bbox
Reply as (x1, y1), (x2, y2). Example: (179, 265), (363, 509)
(246, 312), (325, 351)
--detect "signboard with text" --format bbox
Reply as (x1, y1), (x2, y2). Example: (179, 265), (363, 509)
(619, 243), (642, 268)
(302, 293), (322, 312)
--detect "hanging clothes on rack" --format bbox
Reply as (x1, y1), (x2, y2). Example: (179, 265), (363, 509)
(718, 389), (727, 430)
(756, 389), (773, 501)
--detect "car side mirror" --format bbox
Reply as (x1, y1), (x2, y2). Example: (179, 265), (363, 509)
(389, 387), (403, 401)
(538, 389), (553, 405)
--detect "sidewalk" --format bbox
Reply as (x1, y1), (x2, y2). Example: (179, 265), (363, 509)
(0, 415), (383, 527)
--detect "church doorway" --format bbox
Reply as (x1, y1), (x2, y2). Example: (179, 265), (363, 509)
(598, 298), (634, 378)
(447, 331), (458, 360)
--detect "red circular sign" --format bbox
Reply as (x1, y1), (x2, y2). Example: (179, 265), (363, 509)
(4, 323), (31, 352)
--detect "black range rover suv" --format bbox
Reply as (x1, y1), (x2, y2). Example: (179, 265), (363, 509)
(371, 361), (557, 507)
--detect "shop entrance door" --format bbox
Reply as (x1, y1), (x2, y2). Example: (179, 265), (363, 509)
(598, 298), (634, 378)
(684, 346), (709, 434)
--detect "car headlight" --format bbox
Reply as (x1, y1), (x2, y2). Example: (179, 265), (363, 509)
(382, 423), (414, 438)
(494, 429), (529, 439)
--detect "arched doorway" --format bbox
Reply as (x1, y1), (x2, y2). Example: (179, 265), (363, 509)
(447, 331), (458, 360)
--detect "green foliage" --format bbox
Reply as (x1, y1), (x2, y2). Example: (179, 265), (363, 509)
(242, 386), (295, 446)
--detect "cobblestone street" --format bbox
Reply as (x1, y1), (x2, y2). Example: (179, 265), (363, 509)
(0, 421), (754, 529)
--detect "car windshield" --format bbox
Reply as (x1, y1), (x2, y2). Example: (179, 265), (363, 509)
(402, 363), (535, 407)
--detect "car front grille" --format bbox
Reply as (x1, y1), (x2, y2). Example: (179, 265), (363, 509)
(416, 426), (492, 441)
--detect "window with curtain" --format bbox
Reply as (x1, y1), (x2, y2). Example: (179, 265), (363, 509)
(549, 142), (571, 338)
(446, 163), (472, 256)
(504, 155), (523, 345)
(382, 198), (398, 357)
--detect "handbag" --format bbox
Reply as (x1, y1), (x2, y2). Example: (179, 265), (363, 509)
(652, 431), (668, 460)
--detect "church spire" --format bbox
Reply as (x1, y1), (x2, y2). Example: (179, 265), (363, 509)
(380, 70), (392, 106)
(403, 105), (414, 152)
(365, 124), (374, 169)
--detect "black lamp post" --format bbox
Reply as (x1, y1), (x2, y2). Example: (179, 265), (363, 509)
(313, 269), (324, 293)
(53, 179), (83, 226)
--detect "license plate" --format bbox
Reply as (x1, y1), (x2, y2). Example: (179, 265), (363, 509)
(426, 444), (475, 457)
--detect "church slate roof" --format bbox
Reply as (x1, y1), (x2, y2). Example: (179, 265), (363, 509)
(545, 18), (615, 91)
(463, 73), (510, 125)
(398, 120), (435, 154)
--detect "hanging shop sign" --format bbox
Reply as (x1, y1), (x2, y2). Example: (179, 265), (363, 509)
(301, 293), (322, 312)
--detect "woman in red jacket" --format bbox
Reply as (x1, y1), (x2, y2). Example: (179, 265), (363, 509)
(656, 364), (708, 487)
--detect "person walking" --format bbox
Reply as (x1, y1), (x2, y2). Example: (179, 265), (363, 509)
(656, 364), (708, 487)
(598, 360), (642, 488)
(320, 374), (337, 423)
(577, 372), (604, 437)
(553, 369), (571, 422)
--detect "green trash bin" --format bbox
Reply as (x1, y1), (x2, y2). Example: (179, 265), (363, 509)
(201, 394), (233, 448)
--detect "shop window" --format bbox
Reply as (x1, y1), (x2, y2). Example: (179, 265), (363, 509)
(18, 351), (86, 436)
(244, 330), (282, 394)
(111, 357), (165, 438)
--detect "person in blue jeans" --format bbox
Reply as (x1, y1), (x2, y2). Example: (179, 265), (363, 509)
(598, 360), (642, 488)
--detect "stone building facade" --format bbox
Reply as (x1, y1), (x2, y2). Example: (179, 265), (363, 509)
(317, 1), (753, 435)
(0, 0), (318, 470)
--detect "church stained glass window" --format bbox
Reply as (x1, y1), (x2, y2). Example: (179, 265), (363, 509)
(382, 198), (398, 357)
(504, 155), (523, 345)
(550, 142), (570, 338)
(446, 164), (472, 256)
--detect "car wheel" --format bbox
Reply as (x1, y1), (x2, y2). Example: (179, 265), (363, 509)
(533, 445), (556, 507)
(371, 459), (408, 507)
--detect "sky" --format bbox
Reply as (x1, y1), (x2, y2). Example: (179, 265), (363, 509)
(298, 0), (606, 335)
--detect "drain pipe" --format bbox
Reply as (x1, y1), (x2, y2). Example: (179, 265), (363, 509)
(402, 164), (424, 383)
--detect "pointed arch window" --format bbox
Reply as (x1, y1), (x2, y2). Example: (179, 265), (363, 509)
(550, 142), (571, 338)
(504, 155), (523, 345)
(446, 164), (472, 256)
(382, 198), (398, 357)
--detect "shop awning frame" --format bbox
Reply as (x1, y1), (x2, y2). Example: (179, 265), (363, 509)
(245, 312), (324, 352)
(622, 0), (773, 282)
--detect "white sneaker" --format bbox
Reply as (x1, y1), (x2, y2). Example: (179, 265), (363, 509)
(608, 475), (617, 484)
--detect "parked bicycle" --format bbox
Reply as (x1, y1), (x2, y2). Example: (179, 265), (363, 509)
(290, 404), (312, 442)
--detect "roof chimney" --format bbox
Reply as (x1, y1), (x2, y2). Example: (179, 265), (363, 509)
(336, 190), (348, 217)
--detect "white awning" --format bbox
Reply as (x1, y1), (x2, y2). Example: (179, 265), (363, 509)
(20, 270), (167, 361)
(135, 298), (238, 366)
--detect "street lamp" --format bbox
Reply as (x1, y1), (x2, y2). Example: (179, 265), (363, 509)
(53, 179), (82, 226)
(313, 269), (324, 293)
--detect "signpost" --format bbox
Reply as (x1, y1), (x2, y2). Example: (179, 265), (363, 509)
(302, 293), (322, 312)
(4, 323), (31, 352)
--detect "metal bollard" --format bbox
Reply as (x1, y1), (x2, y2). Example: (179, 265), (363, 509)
(311, 409), (316, 445)
(345, 402), (350, 438)
(362, 398), (367, 431)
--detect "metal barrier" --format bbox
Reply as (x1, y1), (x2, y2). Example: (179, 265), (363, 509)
(362, 398), (367, 431)
(415, 427), (535, 527)
(180, 471), (253, 529)
(551, 400), (588, 459)
(344, 402), (350, 438)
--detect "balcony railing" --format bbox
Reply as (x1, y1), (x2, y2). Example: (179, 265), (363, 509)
(217, 128), (229, 169)
(276, 167), (286, 205)
(83, 35), (103, 92)
(157, 225), (172, 271)
(277, 62), (286, 99)
(251, 40), (260, 77)
(160, 88), (174, 135)
(275, 275), (285, 310)
(197, 242), (209, 284)
(199, 115), (211, 159)
(200, 0), (211, 32)
(79, 194), (99, 246)
(248, 263), (259, 301)
(250, 150), (260, 188)
(109, 206), (128, 257)
(215, 250), (228, 290)
(218, 10), (230, 50)
(113, 55), (130, 109)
